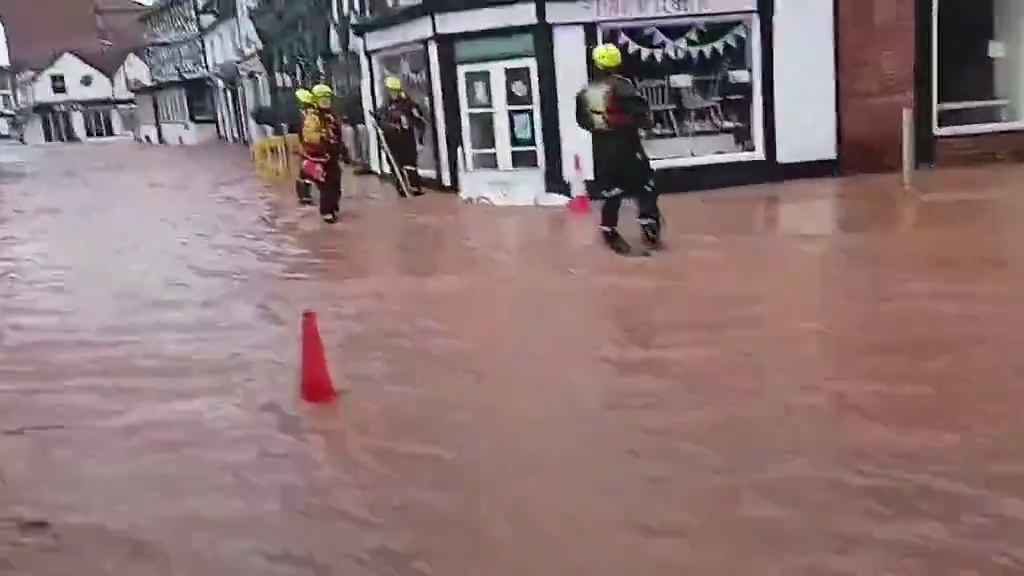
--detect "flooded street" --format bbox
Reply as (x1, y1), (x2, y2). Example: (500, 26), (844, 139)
(5, 141), (1024, 574)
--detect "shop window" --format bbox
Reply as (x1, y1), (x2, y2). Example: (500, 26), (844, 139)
(375, 45), (437, 176)
(158, 90), (188, 123)
(599, 16), (761, 164)
(934, 0), (1024, 134)
(84, 109), (114, 138)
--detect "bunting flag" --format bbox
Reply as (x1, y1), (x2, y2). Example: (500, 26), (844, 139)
(613, 24), (747, 62)
(685, 23), (706, 42)
(387, 58), (429, 88)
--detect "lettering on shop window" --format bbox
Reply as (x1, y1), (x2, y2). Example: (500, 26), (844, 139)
(585, 0), (702, 19)
(582, 0), (756, 19)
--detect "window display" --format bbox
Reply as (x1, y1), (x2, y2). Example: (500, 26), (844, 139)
(935, 0), (1024, 133)
(375, 46), (437, 175)
(599, 17), (759, 162)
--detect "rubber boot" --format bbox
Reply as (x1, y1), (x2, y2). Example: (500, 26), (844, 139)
(602, 228), (633, 256)
(640, 219), (663, 250)
(296, 180), (314, 205)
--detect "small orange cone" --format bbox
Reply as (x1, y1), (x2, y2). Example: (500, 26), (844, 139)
(568, 154), (591, 214)
(301, 310), (337, 403)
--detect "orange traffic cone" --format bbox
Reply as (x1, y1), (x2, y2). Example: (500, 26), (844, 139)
(567, 154), (591, 214)
(301, 310), (337, 403)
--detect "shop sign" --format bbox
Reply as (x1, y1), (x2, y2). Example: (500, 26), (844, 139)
(582, 0), (756, 20)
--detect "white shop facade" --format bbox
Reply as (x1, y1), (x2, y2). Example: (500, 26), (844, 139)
(354, 0), (839, 202)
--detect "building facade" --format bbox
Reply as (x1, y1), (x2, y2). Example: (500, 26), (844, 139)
(235, 0), (272, 144)
(137, 0), (218, 146)
(826, 0), (1024, 172)
(352, 0), (838, 201)
(200, 0), (273, 145)
(251, 0), (358, 132)
(0, 18), (13, 138)
(14, 51), (144, 144)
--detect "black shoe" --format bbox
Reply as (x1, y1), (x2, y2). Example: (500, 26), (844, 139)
(602, 229), (632, 255)
(296, 181), (314, 205)
(641, 222), (663, 250)
(412, 189), (425, 197)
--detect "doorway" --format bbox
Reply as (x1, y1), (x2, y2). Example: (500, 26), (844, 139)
(457, 57), (544, 173)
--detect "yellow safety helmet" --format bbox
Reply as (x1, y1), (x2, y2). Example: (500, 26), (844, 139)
(592, 43), (622, 70)
(384, 76), (402, 91)
(295, 88), (314, 105)
(311, 84), (334, 98)
(311, 84), (333, 108)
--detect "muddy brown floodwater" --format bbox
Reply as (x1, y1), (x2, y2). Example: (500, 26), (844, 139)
(4, 141), (1024, 574)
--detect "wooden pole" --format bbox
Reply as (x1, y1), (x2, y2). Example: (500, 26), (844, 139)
(902, 107), (915, 189)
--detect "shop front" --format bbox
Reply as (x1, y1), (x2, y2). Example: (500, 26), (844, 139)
(370, 43), (440, 181)
(356, 2), (552, 203)
(354, 0), (838, 199)
(549, 0), (838, 191)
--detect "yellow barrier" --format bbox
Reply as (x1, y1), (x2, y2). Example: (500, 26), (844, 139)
(251, 135), (302, 181)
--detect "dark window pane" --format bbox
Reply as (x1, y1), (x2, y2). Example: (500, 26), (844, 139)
(469, 112), (495, 149)
(512, 150), (538, 168)
(473, 153), (498, 169)
(505, 67), (532, 106)
(187, 84), (216, 122)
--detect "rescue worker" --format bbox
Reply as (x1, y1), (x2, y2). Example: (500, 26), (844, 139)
(576, 43), (662, 255)
(375, 76), (426, 196)
(303, 83), (348, 223)
(294, 88), (317, 206)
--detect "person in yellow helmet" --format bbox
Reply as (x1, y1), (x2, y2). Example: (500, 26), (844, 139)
(300, 83), (348, 223)
(294, 89), (317, 205)
(374, 76), (426, 196)
(576, 43), (662, 255)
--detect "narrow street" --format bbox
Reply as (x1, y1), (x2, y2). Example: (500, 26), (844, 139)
(5, 140), (1024, 574)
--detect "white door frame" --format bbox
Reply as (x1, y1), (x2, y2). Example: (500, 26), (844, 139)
(456, 57), (544, 172)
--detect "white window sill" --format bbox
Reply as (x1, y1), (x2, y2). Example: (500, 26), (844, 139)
(935, 122), (1024, 137)
(651, 150), (763, 170)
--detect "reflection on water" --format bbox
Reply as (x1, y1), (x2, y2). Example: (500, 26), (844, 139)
(4, 143), (1024, 574)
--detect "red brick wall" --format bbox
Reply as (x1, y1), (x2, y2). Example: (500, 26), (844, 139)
(836, 0), (917, 173)
(935, 132), (1024, 166)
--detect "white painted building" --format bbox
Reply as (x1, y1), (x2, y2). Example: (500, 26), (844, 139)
(353, 0), (839, 201)
(199, 0), (271, 145)
(14, 51), (145, 144)
(0, 18), (14, 138)
(235, 0), (271, 144)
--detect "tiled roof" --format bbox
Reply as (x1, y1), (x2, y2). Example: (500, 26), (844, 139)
(0, 0), (146, 73)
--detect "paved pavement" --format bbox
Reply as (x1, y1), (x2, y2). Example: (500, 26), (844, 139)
(4, 141), (1024, 574)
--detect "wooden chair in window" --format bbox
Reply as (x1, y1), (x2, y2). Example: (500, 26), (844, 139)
(671, 73), (725, 135)
(636, 79), (680, 137)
